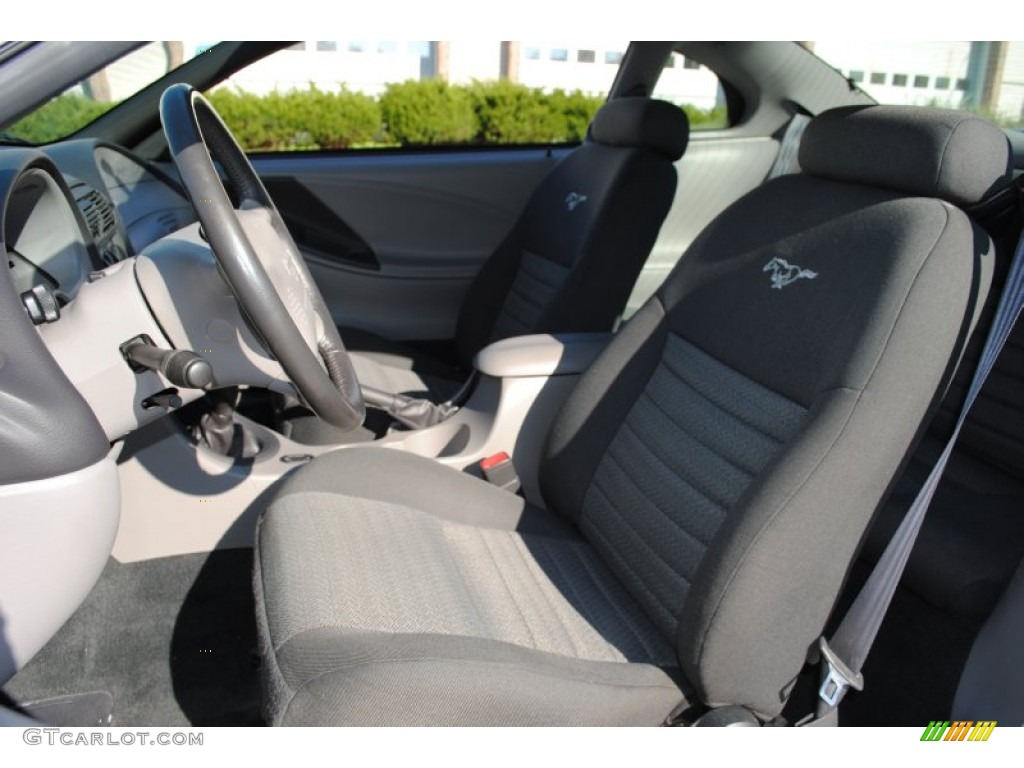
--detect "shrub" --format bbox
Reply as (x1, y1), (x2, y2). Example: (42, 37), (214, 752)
(546, 88), (604, 142)
(8, 93), (114, 144)
(380, 80), (476, 145)
(681, 103), (728, 131)
(207, 86), (381, 150)
(466, 80), (569, 144)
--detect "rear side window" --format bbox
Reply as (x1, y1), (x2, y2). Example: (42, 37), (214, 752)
(812, 41), (1024, 130)
(650, 51), (729, 131)
(206, 40), (630, 152)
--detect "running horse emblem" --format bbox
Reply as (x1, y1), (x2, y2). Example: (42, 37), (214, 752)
(762, 257), (818, 290)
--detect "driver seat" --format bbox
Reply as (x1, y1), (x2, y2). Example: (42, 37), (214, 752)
(254, 106), (1011, 725)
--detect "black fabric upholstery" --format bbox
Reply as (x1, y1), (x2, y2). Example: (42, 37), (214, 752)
(344, 98), (687, 397)
(255, 106), (1009, 725)
(541, 169), (995, 715)
(589, 97), (690, 160)
(799, 105), (1012, 207)
(456, 118), (682, 365)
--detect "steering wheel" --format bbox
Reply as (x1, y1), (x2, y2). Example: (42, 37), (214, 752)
(158, 83), (364, 431)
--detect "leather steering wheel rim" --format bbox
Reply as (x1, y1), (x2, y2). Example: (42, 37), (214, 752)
(159, 83), (364, 431)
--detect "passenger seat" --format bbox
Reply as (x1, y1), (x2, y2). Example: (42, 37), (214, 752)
(342, 97), (690, 402)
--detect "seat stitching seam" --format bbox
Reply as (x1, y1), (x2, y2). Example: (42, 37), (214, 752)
(639, 385), (760, 479)
(478, 528), (540, 649)
(659, 351), (791, 444)
(521, 537), (585, 657)
(569, 540), (667, 662)
(619, 414), (734, 526)
(598, 448), (711, 561)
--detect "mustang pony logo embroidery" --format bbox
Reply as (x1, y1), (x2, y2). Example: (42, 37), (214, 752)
(565, 192), (587, 211)
(763, 257), (818, 289)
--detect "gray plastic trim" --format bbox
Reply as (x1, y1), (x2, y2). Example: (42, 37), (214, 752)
(114, 364), (581, 562)
(474, 334), (612, 378)
(0, 149), (111, 482)
(0, 457), (119, 683)
(38, 258), (196, 441)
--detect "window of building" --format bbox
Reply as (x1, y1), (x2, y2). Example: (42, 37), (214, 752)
(605, 51), (624, 65)
(524, 47), (541, 61)
(811, 42), (1023, 130)
(550, 48), (568, 62)
(578, 50), (596, 64)
(683, 57), (700, 70)
(316, 41), (337, 53)
(848, 70), (865, 83)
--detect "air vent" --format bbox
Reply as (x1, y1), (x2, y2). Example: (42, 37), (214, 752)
(77, 188), (118, 243)
(157, 211), (179, 236)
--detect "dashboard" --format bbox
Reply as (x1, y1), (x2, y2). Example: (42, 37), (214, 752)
(4, 139), (196, 303)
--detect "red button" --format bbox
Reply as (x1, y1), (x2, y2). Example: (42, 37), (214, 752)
(480, 451), (511, 471)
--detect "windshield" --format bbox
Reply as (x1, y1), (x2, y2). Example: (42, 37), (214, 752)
(4, 41), (216, 144)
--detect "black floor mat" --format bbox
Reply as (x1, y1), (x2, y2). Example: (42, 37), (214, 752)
(2, 550), (260, 727)
(836, 560), (984, 726)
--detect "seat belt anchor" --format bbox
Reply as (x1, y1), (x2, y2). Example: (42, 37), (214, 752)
(817, 637), (864, 710)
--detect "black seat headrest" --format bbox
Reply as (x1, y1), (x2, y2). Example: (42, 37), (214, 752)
(590, 97), (690, 161)
(799, 105), (1013, 207)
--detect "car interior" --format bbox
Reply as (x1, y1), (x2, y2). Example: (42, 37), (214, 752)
(0, 40), (1022, 728)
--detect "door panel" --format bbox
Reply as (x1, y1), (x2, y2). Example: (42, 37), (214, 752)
(251, 148), (568, 341)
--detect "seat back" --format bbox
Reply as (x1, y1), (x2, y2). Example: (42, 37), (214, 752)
(539, 105), (1012, 718)
(455, 97), (689, 365)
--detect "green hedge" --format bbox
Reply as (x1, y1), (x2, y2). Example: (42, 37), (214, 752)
(9, 80), (727, 150)
(207, 86), (380, 150)
(380, 80), (477, 145)
(8, 93), (116, 144)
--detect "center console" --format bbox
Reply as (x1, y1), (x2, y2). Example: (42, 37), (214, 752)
(112, 333), (611, 562)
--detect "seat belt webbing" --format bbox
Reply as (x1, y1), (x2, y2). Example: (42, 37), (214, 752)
(766, 114), (810, 179)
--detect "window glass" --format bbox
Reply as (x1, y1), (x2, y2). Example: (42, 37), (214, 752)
(207, 40), (629, 151)
(4, 42), (210, 144)
(812, 41), (1024, 129)
(650, 51), (729, 131)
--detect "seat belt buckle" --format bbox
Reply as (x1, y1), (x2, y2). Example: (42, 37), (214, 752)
(479, 452), (521, 493)
(816, 637), (864, 710)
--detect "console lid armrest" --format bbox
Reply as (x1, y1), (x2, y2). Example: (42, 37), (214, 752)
(474, 333), (612, 378)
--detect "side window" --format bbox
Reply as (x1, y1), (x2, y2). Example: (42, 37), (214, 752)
(811, 41), (1024, 130)
(650, 52), (729, 131)
(207, 40), (628, 152)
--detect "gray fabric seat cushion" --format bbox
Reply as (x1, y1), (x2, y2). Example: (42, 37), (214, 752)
(255, 448), (685, 726)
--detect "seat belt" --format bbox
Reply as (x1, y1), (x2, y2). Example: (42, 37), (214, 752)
(814, 207), (1024, 720)
(767, 113), (810, 179)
